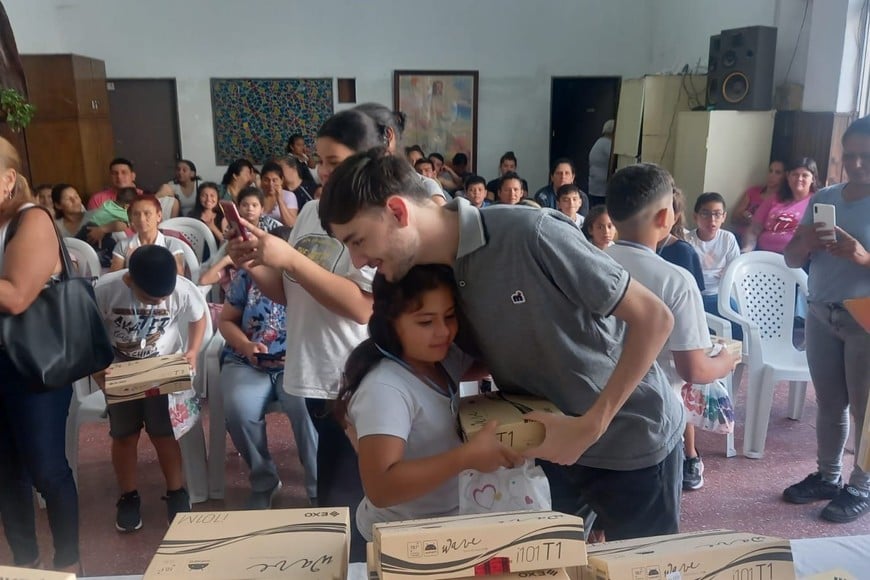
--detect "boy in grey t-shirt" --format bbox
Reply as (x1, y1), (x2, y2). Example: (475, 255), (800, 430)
(318, 148), (686, 541)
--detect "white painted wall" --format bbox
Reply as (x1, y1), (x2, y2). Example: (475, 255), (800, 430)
(4, 0), (655, 188)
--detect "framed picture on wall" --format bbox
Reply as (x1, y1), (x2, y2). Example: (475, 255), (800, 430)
(393, 70), (479, 172)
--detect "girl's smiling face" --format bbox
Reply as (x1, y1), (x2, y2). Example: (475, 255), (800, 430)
(394, 285), (458, 366)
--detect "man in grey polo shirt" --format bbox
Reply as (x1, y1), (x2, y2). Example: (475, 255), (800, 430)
(318, 149), (685, 541)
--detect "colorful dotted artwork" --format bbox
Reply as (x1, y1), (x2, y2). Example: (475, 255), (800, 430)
(210, 78), (334, 165)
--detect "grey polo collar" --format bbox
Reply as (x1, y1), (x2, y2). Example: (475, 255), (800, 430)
(448, 197), (487, 259)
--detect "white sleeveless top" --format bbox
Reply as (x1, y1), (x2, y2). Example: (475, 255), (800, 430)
(0, 203), (35, 274)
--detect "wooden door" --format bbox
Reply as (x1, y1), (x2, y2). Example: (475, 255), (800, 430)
(106, 79), (180, 192)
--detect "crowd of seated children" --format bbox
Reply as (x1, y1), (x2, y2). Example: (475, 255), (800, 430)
(583, 205), (615, 250)
(110, 194), (185, 274)
(534, 158), (590, 216)
(259, 161), (298, 227)
(339, 265), (519, 539)
(94, 245), (207, 532)
(461, 175), (491, 209)
(687, 192), (742, 339)
(658, 188), (705, 292)
(606, 164), (740, 492)
(217, 238), (318, 509)
(741, 157), (818, 254)
(557, 183), (585, 227)
(730, 159), (786, 245)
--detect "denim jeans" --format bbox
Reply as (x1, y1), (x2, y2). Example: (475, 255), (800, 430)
(541, 442), (683, 541)
(305, 397), (366, 563)
(220, 359), (318, 499)
(0, 354), (79, 568)
(807, 302), (870, 492)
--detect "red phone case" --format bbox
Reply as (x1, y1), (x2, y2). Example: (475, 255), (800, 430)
(220, 201), (250, 241)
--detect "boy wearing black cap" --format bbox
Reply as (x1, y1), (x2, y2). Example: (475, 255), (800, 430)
(94, 245), (207, 532)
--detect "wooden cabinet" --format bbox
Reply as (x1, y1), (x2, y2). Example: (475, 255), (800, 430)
(21, 54), (115, 197)
(673, 110), (775, 225)
(771, 111), (856, 187)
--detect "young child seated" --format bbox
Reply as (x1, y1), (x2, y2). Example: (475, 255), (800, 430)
(557, 184), (585, 227)
(94, 245), (207, 532)
(462, 175), (491, 209)
(605, 164), (738, 491)
(582, 205), (615, 250)
(337, 265), (520, 540)
(75, 186), (137, 266)
(686, 192), (742, 339)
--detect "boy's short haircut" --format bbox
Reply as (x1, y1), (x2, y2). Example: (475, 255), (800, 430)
(414, 158), (433, 170)
(319, 147), (430, 233)
(464, 175), (486, 190)
(557, 183), (583, 201)
(116, 187), (139, 205)
(605, 163), (674, 223)
(694, 192), (727, 212)
(498, 171), (523, 190)
(129, 245), (177, 298)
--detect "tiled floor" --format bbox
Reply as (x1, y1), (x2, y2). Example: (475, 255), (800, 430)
(2, 378), (869, 576)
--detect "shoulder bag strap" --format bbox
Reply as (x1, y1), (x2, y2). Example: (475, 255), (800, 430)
(5, 205), (74, 282)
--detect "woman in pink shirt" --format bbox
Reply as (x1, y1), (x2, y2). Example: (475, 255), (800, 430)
(730, 159), (786, 243)
(741, 157), (818, 254)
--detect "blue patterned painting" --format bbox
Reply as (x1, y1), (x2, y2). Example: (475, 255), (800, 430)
(210, 78), (334, 165)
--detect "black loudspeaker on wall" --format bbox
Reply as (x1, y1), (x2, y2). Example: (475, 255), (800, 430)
(707, 25), (777, 110)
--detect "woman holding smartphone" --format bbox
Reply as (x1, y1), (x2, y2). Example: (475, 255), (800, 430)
(782, 116), (870, 523)
(217, 235), (318, 509)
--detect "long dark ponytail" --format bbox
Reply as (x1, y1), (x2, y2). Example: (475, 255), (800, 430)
(333, 265), (458, 424)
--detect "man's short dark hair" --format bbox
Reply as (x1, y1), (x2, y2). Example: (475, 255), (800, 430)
(464, 175), (486, 190)
(414, 158), (433, 171)
(452, 152), (468, 166)
(694, 192), (726, 212)
(556, 183), (583, 200)
(319, 147), (429, 233)
(605, 163), (674, 223)
(110, 157), (134, 171)
(498, 171), (523, 191)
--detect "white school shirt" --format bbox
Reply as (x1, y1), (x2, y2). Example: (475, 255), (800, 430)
(686, 228), (740, 296)
(112, 231), (186, 266)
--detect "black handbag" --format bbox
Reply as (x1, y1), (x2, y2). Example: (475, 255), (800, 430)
(0, 205), (114, 390)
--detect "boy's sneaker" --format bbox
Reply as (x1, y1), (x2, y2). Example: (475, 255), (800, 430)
(163, 487), (191, 524)
(820, 485), (870, 523)
(783, 472), (842, 504)
(246, 480), (282, 510)
(683, 453), (705, 491)
(115, 490), (143, 532)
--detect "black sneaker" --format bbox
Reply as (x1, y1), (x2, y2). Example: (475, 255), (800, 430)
(683, 454), (705, 491)
(163, 487), (191, 524)
(115, 490), (142, 532)
(783, 472), (842, 504)
(821, 485), (870, 523)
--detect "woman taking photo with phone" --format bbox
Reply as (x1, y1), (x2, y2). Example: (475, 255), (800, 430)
(782, 116), (870, 523)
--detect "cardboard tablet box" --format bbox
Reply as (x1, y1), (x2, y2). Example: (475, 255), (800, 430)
(373, 510), (586, 580)
(143, 508), (349, 580)
(0, 567), (74, 580)
(711, 336), (742, 361)
(585, 529), (794, 580)
(459, 393), (563, 451)
(104, 354), (191, 405)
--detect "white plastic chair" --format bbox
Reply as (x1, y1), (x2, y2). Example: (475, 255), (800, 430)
(65, 271), (213, 502)
(718, 251), (811, 459)
(706, 312), (738, 458)
(173, 238), (202, 283)
(63, 238), (102, 278)
(160, 217), (218, 264)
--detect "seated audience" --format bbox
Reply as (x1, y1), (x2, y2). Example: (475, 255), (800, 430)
(534, 158), (589, 216)
(34, 183), (52, 209)
(583, 205), (616, 250)
(94, 245), (206, 532)
(606, 163), (739, 492)
(462, 175), (491, 209)
(88, 158), (143, 210)
(496, 172), (537, 206)
(276, 156), (316, 210)
(588, 120), (615, 205)
(557, 184), (585, 227)
(285, 133), (319, 186)
(428, 152), (462, 192)
(156, 159), (200, 218)
(218, 250), (318, 509)
(338, 265), (518, 540)
(219, 159), (255, 202)
(414, 157), (437, 181)
(730, 159), (786, 245)
(449, 152), (472, 185)
(742, 157), (818, 254)
(782, 116), (870, 524)
(404, 145), (425, 165)
(486, 151), (528, 198)
(260, 161), (298, 227)
(188, 181), (226, 246)
(686, 192), (742, 339)
(658, 188), (705, 292)
(237, 186), (282, 233)
(52, 183), (88, 238)
(77, 186), (137, 267)
(111, 194), (185, 274)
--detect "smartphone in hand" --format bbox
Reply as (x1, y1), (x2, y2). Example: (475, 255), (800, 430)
(220, 200), (250, 241)
(255, 351), (286, 362)
(813, 203), (837, 242)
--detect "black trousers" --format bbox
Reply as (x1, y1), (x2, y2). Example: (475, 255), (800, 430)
(541, 442), (683, 541)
